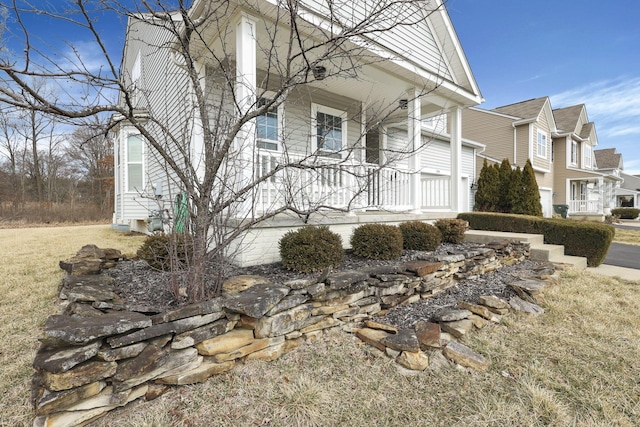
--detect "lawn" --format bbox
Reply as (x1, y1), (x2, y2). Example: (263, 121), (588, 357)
(613, 226), (640, 246)
(1, 225), (639, 426)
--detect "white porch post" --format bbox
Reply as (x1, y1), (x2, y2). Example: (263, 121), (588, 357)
(450, 106), (462, 212)
(235, 14), (257, 216)
(408, 89), (421, 213)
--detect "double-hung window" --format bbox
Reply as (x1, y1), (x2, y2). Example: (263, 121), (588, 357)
(536, 129), (547, 158)
(256, 95), (281, 151)
(571, 140), (578, 165)
(126, 134), (143, 192)
(584, 144), (592, 169)
(313, 103), (346, 157)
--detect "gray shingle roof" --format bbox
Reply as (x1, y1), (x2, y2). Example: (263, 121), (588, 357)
(492, 97), (548, 120)
(552, 104), (584, 133)
(594, 148), (622, 170)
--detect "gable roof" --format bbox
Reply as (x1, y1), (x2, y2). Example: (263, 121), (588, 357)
(491, 97), (548, 120)
(594, 148), (623, 170)
(553, 104), (585, 134)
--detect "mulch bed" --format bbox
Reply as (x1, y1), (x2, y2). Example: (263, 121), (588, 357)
(105, 243), (556, 329)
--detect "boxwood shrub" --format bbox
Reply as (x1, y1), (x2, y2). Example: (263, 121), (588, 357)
(279, 226), (344, 273)
(351, 224), (403, 260)
(137, 233), (192, 271)
(434, 218), (469, 244)
(399, 221), (442, 251)
(457, 212), (615, 267)
(611, 207), (640, 220)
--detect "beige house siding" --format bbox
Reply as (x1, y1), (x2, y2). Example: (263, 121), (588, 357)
(461, 108), (514, 162)
(515, 125), (529, 165)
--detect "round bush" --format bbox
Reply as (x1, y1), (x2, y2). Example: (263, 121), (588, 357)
(434, 218), (469, 244)
(350, 224), (403, 260)
(137, 233), (191, 271)
(399, 221), (442, 251)
(279, 226), (344, 273)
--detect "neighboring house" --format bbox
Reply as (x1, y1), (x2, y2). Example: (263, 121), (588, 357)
(595, 147), (640, 209)
(112, 0), (484, 266)
(460, 96), (557, 217)
(461, 98), (618, 220)
(552, 105), (621, 219)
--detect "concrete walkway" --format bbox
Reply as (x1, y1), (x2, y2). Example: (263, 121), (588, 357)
(587, 264), (639, 282)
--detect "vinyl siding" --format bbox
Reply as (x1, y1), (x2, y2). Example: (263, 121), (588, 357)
(299, 0), (452, 81)
(461, 109), (514, 163)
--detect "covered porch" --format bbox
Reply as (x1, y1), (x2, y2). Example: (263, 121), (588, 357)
(567, 175), (619, 218)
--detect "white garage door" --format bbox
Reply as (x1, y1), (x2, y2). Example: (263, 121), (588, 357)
(539, 189), (552, 218)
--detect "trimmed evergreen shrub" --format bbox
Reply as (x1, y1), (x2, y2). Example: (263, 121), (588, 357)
(137, 233), (191, 271)
(350, 224), (403, 260)
(434, 218), (469, 244)
(399, 221), (442, 251)
(458, 212), (615, 267)
(474, 159), (500, 212)
(611, 208), (640, 219)
(497, 158), (515, 213)
(512, 160), (542, 216)
(279, 226), (344, 273)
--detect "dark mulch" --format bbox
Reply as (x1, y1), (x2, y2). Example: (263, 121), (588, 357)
(105, 243), (555, 329)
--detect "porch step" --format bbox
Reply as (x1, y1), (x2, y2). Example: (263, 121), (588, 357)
(463, 230), (587, 270)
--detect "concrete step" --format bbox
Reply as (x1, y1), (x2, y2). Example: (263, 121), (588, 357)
(530, 244), (565, 262)
(464, 230), (587, 270)
(464, 230), (544, 246)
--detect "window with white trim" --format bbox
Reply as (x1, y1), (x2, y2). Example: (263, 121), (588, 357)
(312, 103), (347, 157)
(127, 134), (143, 192)
(571, 140), (578, 165)
(536, 129), (547, 158)
(584, 144), (592, 169)
(256, 94), (283, 151)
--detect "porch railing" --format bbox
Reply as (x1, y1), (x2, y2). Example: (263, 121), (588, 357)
(253, 149), (452, 214)
(569, 199), (601, 214)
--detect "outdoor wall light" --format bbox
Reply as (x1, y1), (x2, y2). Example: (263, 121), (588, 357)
(399, 99), (408, 109)
(470, 181), (478, 190)
(312, 65), (327, 80)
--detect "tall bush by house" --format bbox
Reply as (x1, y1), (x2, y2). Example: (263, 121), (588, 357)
(350, 224), (403, 260)
(512, 159), (543, 216)
(399, 221), (442, 251)
(497, 158), (515, 213)
(279, 226), (344, 273)
(474, 159), (500, 212)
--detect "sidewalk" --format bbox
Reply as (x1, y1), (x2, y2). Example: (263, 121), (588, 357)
(587, 264), (639, 282)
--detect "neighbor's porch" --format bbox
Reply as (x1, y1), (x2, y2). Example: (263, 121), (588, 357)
(567, 176), (617, 218)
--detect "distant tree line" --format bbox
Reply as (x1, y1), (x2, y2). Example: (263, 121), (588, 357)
(474, 158), (543, 217)
(0, 105), (113, 223)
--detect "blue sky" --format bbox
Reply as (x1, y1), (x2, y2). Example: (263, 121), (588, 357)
(448, 0), (640, 174)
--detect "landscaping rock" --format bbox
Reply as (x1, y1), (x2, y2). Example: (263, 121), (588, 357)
(39, 361), (117, 392)
(222, 275), (271, 296)
(443, 341), (490, 371)
(433, 308), (472, 322)
(355, 328), (390, 351)
(33, 341), (102, 374)
(396, 351), (429, 371)
(509, 296), (544, 316)
(414, 321), (441, 349)
(224, 283), (290, 318)
(41, 312), (151, 347)
(380, 329), (420, 352)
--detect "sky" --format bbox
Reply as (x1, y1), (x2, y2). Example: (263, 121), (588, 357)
(447, 0), (640, 175)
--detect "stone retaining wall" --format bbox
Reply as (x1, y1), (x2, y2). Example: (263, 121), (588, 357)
(32, 241), (540, 426)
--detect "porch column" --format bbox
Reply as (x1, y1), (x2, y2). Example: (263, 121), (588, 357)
(235, 14), (257, 216)
(407, 89), (421, 212)
(450, 106), (462, 212)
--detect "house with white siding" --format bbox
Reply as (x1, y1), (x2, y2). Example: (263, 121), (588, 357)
(595, 148), (639, 209)
(112, 0), (484, 265)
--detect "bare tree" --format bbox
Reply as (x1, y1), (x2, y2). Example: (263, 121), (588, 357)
(0, 0), (452, 301)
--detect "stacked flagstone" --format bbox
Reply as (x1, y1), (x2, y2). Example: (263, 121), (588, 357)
(32, 240), (535, 426)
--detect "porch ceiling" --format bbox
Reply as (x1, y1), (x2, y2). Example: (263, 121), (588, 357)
(189, 0), (472, 122)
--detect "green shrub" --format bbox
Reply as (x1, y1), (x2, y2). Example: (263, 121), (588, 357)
(350, 224), (403, 260)
(279, 226), (344, 273)
(434, 218), (469, 244)
(611, 208), (640, 220)
(137, 233), (191, 271)
(399, 221), (442, 251)
(458, 212), (615, 267)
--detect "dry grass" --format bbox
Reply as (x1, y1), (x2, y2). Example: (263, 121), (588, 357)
(0, 225), (145, 427)
(2, 225), (640, 426)
(613, 227), (640, 245)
